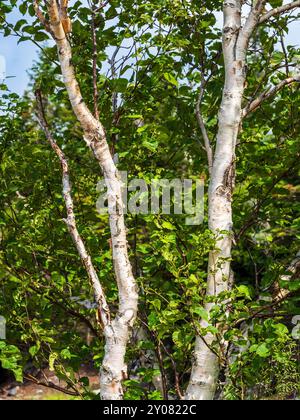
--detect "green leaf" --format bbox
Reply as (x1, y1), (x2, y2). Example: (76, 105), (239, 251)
(237, 285), (252, 300)
(161, 221), (176, 230)
(29, 345), (39, 357)
(60, 348), (72, 360)
(17, 36), (31, 44)
(19, 2), (27, 15)
(34, 32), (49, 42)
(111, 78), (128, 93)
(14, 19), (27, 32)
(268, 0), (283, 7)
(0, 342), (23, 382)
(255, 343), (270, 358)
(163, 72), (178, 87)
(273, 323), (289, 337)
(79, 376), (89, 386)
(142, 138), (158, 152)
(192, 306), (209, 321)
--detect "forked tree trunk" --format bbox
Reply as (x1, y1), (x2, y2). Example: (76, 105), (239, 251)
(185, 1), (265, 400)
(35, 0), (138, 400)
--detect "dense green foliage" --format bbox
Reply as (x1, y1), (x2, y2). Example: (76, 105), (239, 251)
(0, 0), (299, 399)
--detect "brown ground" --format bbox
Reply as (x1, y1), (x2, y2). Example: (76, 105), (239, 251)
(0, 366), (100, 400)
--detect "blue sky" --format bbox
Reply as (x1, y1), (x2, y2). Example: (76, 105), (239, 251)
(0, 7), (38, 94)
(0, 7), (299, 95)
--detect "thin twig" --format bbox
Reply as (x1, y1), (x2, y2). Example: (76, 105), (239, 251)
(160, 341), (184, 399)
(259, 1), (300, 24)
(90, 1), (99, 120)
(24, 374), (80, 397)
(196, 74), (213, 174)
(280, 32), (289, 77)
(242, 76), (300, 117)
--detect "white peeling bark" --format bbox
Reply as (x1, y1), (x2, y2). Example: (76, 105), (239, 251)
(35, 0), (138, 400)
(185, 1), (265, 400)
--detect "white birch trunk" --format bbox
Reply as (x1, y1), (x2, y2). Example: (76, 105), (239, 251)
(185, 1), (265, 400)
(36, 1), (138, 400)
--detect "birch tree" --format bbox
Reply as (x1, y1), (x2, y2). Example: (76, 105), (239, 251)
(0, 0), (300, 401)
(32, 0), (138, 400)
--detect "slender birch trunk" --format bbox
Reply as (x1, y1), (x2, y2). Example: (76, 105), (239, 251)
(185, 1), (265, 400)
(34, 0), (138, 400)
(35, 89), (110, 329)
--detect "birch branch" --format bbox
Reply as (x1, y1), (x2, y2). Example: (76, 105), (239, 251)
(24, 374), (81, 397)
(33, 0), (51, 32)
(196, 75), (213, 174)
(259, 0), (300, 24)
(90, 1), (100, 120)
(242, 75), (300, 117)
(237, 0), (266, 53)
(280, 32), (290, 77)
(35, 89), (110, 329)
